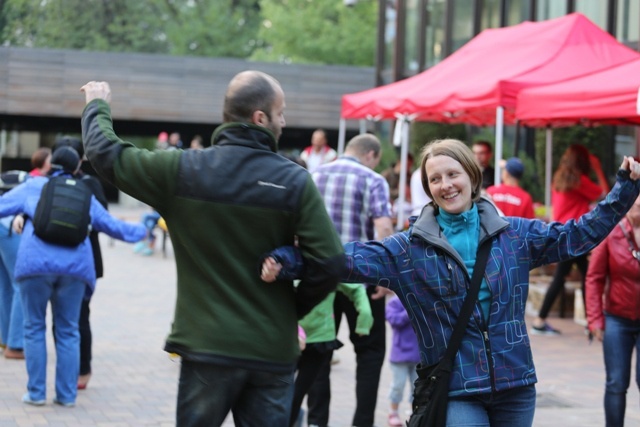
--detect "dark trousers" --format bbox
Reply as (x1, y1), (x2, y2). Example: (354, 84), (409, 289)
(538, 255), (588, 319)
(177, 359), (294, 427)
(79, 298), (92, 375)
(53, 297), (92, 377)
(307, 286), (386, 427)
(290, 346), (333, 427)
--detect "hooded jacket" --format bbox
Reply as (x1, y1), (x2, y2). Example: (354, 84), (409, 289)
(272, 170), (640, 394)
(0, 174), (145, 296)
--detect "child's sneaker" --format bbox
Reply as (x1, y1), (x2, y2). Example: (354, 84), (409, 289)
(531, 323), (561, 336)
(388, 412), (403, 427)
(133, 241), (146, 254)
(141, 246), (154, 256)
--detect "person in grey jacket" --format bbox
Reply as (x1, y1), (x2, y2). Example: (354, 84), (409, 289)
(262, 138), (640, 427)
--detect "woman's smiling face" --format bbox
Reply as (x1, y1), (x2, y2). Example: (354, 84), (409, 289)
(425, 154), (473, 214)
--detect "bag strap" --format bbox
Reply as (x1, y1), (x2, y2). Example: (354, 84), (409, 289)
(442, 238), (492, 362)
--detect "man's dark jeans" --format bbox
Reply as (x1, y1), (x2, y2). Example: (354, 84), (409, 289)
(177, 359), (295, 427)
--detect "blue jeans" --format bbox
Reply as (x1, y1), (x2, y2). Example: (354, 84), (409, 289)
(603, 314), (640, 427)
(388, 361), (418, 405)
(446, 385), (536, 427)
(0, 220), (23, 349)
(20, 275), (85, 403)
(176, 359), (295, 427)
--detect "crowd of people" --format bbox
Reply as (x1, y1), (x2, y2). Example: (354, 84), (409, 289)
(0, 69), (637, 427)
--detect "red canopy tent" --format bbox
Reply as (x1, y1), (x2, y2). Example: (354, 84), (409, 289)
(340, 13), (640, 227)
(515, 57), (640, 127)
(341, 13), (640, 125)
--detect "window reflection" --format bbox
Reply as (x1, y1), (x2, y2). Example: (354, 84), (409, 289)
(405, 0), (420, 74)
(425, 0), (446, 67)
(481, 0), (501, 30)
(452, 0), (474, 51)
(536, 0), (567, 21)
(617, 0), (639, 44)
(505, 0), (530, 25)
(575, 0), (607, 29)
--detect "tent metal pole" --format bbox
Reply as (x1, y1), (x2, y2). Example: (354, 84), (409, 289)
(397, 115), (410, 230)
(338, 119), (347, 155)
(545, 127), (553, 210)
(494, 107), (504, 186)
(359, 120), (367, 134)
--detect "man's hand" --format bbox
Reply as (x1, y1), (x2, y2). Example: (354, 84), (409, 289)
(80, 81), (112, 105)
(261, 257), (282, 282)
(11, 215), (24, 234)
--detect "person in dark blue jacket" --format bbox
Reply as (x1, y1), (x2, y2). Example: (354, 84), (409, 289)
(262, 138), (640, 427)
(0, 147), (145, 408)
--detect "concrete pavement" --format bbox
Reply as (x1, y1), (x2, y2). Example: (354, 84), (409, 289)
(0, 202), (637, 426)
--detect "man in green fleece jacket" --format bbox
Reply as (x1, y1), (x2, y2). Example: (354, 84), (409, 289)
(80, 72), (345, 427)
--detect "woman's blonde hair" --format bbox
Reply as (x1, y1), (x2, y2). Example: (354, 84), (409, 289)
(419, 139), (483, 204)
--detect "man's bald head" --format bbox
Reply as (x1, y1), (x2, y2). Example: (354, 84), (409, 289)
(223, 71), (282, 124)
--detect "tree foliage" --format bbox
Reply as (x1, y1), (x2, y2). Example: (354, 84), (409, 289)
(252, 0), (377, 66)
(158, 0), (262, 57)
(1, 0), (167, 52)
(0, 0), (377, 66)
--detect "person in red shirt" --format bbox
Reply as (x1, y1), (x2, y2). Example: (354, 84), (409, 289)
(532, 144), (609, 335)
(486, 157), (534, 219)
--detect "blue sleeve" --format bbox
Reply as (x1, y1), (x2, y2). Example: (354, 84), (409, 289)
(270, 246), (304, 281)
(523, 170), (640, 269)
(89, 197), (146, 242)
(342, 233), (408, 291)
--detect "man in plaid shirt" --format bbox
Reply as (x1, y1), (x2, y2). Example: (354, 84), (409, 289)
(306, 134), (394, 427)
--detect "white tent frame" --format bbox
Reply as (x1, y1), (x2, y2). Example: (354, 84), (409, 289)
(337, 105), (556, 231)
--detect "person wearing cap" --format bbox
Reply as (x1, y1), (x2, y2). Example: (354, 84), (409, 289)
(52, 135), (110, 390)
(486, 157), (535, 219)
(0, 146), (146, 407)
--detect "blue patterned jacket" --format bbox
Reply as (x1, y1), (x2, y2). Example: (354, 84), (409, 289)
(272, 170), (640, 397)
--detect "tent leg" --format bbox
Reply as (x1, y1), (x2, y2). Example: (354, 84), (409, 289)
(545, 128), (553, 213)
(494, 107), (504, 186)
(338, 119), (347, 156)
(397, 117), (410, 230)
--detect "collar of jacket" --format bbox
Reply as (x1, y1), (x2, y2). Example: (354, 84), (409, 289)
(410, 197), (509, 248)
(211, 123), (278, 153)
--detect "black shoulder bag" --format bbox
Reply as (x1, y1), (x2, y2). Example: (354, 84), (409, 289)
(407, 239), (492, 427)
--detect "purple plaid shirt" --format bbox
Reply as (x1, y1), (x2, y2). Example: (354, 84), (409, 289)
(313, 156), (392, 243)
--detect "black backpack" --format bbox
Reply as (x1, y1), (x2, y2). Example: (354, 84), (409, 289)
(33, 175), (93, 247)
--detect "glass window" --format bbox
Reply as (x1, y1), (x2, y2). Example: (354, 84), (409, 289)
(405, 0), (420, 74)
(384, 0), (397, 81)
(536, 0), (567, 21)
(425, 0), (446, 67)
(481, 0), (501, 30)
(614, 126), (638, 163)
(452, 0), (475, 51)
(505, 0), (531, 25)
(574, 0), (607, 29)
(617, 0), (639, 44)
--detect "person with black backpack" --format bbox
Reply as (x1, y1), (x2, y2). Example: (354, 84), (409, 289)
(51, 136), (109, 390)
(0, 146), (145, 408)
